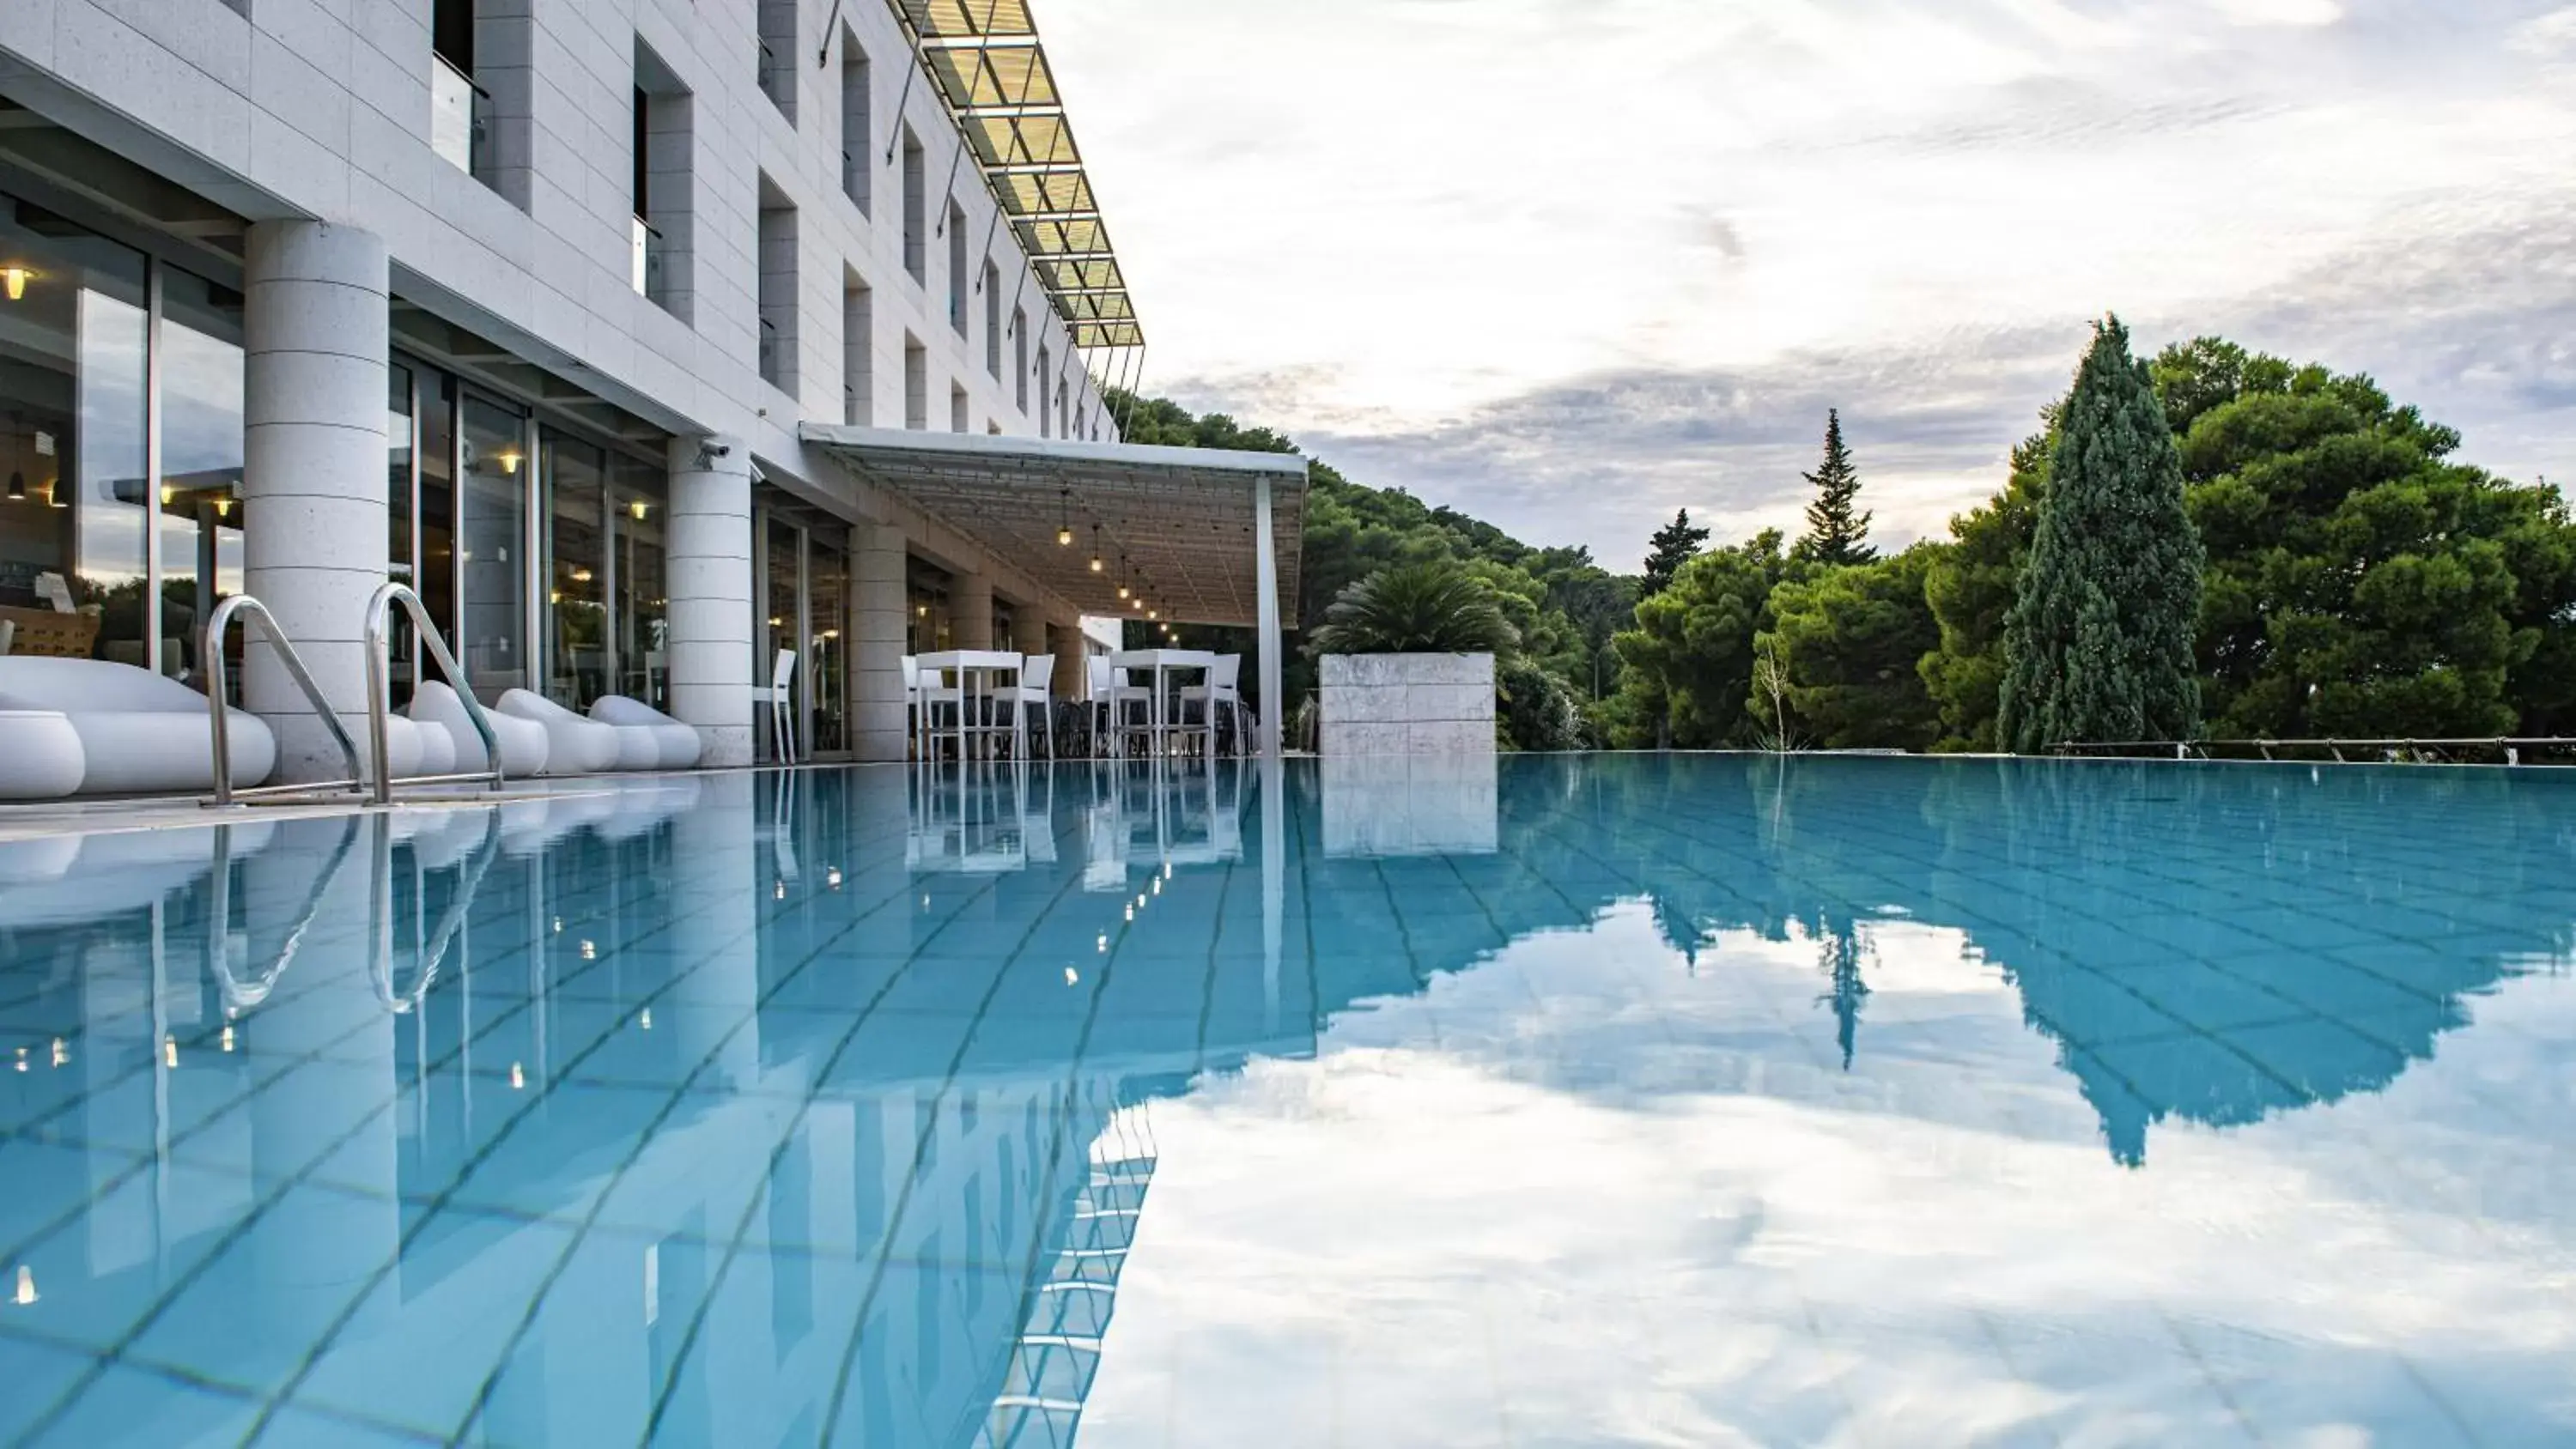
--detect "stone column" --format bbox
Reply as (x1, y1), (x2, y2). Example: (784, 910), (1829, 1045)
(666, 435), (754, 767)
(241, 221), (389, 784)
(1048, 617), (1084, 698)
(853, 521), (908, 762)
(951, 572), (992, 649)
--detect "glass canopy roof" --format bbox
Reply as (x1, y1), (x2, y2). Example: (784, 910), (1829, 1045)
(891, 0), (1145, 352)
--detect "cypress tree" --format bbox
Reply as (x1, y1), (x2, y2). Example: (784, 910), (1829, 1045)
(1641, 508), (1711, 597)
(1998, 317), (2204, 752)
(1795, 409), (1874, 566)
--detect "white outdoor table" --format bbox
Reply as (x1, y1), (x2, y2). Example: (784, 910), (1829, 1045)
(1109, 648), (1218, 756)
(917, 650), (1027, 761)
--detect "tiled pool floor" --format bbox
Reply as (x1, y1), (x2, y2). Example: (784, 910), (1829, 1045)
(1, 755), (2571, 1446)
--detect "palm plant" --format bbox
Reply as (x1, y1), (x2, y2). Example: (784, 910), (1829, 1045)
(1307, 561), (1519, 657)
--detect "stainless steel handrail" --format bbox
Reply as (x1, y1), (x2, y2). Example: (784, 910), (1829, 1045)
(204, 594), (367, 807)
(363, 581), (506, 805)
(368, 808), (501, 1012)
(207, 814), (362, 1013)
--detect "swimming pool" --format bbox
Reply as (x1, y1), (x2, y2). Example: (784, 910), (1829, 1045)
(2, 755), (2570, 1446)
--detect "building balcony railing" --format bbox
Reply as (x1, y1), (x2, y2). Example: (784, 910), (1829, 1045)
(430, 56), (494, 186)
(631, 216), (662, 298)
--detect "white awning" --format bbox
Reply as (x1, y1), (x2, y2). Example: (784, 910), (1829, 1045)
(802, 423), (1306, 628)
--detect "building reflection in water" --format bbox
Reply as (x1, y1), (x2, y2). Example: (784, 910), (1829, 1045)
(0, 754), (2566, 1443)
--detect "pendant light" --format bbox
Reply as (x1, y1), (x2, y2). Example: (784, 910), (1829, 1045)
(1115, 555), (1130, 601)
(1089, 524), (1103, 573)
(1056, 488), (1072, 548)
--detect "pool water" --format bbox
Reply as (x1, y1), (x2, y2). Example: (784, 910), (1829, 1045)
(2, 755), (2572, 1447)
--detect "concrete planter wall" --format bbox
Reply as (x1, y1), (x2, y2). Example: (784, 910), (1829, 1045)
(1318, 652), (1496, 755)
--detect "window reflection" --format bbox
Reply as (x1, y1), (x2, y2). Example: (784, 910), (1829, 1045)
(612, 454), (668, 712)
(543, 430), (607, 708)
(457, 392), (526, 694)
(158, 267), (245, 692)
(0, 191), (147, 666)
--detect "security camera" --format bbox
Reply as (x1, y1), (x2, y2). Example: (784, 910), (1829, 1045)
(692, 442), (732, 470)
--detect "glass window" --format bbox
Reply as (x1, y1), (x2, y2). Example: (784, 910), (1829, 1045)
(158, 267), (244, 688)
(808, 533), (846, 755)
(385, 364), (421, 705)
(0, 192), (148, 667)
(611, 454), (668, 712)
(764, 516), (799, 761)
(457, 391), (527, 694)
(541, 430), (607, 708)
(419, 372), (457, 654)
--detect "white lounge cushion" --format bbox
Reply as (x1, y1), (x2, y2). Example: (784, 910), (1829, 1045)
(588, 695), (704, 770)
(0, 657), (274, 795)
(379, 714), (426, 780)
(0, 710), (84, 800)
(406, 716), (458, 778)
(410, 681), (550, 776)
(498, 689), (622, 774)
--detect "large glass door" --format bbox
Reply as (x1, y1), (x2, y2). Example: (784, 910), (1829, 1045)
(541, 432), (608, 707)
(754, 501), (852, 763)
(611, 454), (669, 712)
(456, 391), (529, 696)
(807, 534), (847, 755)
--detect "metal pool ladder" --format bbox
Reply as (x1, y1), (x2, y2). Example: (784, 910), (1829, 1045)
(203, 583), (510, 807)
(205, 594), (367, 807)
(362, 581), (505, 805)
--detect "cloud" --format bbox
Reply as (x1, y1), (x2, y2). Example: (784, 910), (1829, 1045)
(1048, 0), (2576, 559)
(1176, 324), (2076, 561)
(1078, 904), (2576, 1446)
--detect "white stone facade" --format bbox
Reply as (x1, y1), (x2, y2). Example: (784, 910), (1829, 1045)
(1318, 652), (1498, 757)
(0, 0), (1118, 768)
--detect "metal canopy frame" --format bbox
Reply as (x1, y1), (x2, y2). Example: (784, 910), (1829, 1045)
(890, 0), (1146, 367)
(802, 423), (1305, 629)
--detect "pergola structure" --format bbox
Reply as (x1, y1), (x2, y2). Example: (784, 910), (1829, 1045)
(803, 423), (1308, 755)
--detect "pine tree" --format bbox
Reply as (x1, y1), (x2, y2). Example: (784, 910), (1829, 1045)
(1641, 508), (1710, 597)
(1794, 409), (1874, 567)
(1997, 317), (2205, 752)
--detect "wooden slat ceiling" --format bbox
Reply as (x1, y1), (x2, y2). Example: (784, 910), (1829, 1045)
(891, 0), (1144, 352)
(806, 427), (1306, 627)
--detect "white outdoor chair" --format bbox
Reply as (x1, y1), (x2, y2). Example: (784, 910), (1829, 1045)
(1010, 653), (1056, 757)
(1179, 654), (1251, 755)
(765, 646), (799, 763)
(1086, 656), (1150, 758)
(904, 656), (963, 761)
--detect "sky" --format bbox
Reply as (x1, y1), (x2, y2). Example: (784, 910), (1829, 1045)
(1045, 0), (2576, 569)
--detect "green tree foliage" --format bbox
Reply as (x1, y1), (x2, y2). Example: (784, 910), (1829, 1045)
(1642, 509), (1712, 597)
(1998, 318), (2206, 751)
(1760, 543), (1943, 749)
(1498, 657), (1586, 752)
(1794, 409), (1875, 567)
(1921, 425), (2051, 750)
(2153, 338), (2576, 739)
(1608, 530), (1796, 747)
(1308, 561), (1519, 656)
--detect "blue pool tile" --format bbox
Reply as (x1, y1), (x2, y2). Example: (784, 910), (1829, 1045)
(19, 1360), (264, 1447)
(285, 1209), (577, 1440)
(440, 1081), (685, 1225)
(0, 1331), (95, 1444)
